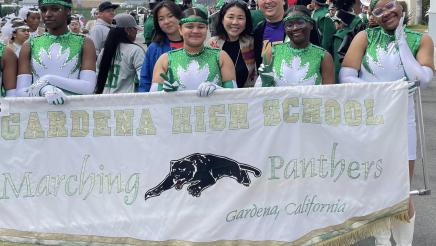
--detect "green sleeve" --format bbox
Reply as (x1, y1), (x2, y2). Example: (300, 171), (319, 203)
(157, 83), (163, 91)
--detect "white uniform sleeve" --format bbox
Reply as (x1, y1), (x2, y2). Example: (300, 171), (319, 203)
(42, 70), (97, 94)
(339, 67), (368, 84)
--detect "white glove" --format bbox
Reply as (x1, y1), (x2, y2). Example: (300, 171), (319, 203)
(40, 85), (67, 105)
(197, 82), (222, 97)
(395, 13), (406, 44)
(24, 79), (49, 97)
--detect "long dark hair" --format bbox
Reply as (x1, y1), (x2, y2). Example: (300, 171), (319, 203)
(286, 5), (321, 46)
(215, 1), (253, 40)
(95, 27), (134, 94)
(152, 1), (182, 44)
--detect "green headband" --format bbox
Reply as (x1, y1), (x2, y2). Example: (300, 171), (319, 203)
(179, 17), (208, 25)
(39, 0), (72, 8)
(369, 0), (380, 10)
(283, 14), (314, 25)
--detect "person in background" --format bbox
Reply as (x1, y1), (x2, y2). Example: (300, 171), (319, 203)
(7, 19), (30, 57)
(143, 0), (157, 46)
(256, 5), (334, 87)
(151, 7), (236, 96)
(340, 0), (434, 243)
(311, 0), (335, 53)
(83, 8), (98, 34)
(90, 1), (119, 56)
(0, 39), (18, 97)
(253, 0), (287, 68)
(359, 0), (370, 25)
(16, 0), (97, 104)
(69, 15), (82, 34)
(209, 0), (256, 88)
(327, 2), (336, 17)
(18, 6), (44, 37)
(139, 0), (183, 92)
(96, 14), (145, 94)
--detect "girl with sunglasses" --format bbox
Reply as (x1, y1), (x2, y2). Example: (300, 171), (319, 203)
(208, 0), (256, 88)
(340, 1), (434, 245)
(151, 7), (236, 96)
(256, 5), (334, 87)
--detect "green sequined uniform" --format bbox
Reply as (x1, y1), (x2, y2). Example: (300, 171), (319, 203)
(160, 47), (224, 91)
(30, 32), (85, 83)
(360, 27), (422, 81)
(269, 43), (326, 86)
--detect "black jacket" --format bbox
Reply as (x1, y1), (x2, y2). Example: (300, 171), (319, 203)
(253, 20), (287, 69)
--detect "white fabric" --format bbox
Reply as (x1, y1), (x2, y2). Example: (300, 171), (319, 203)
(197, 82), (222, 97)
(149, 82), (159, 92)
(5, 89), (16, 97)
(42, 70), (96, 95)
(0, 84), (410, 245)
(15, 74), (32, 97)
(392, 214), (415, 246)
(339, 67), (368, 84)
(39, 84), (67, 105)
(397, 40), (433, 89)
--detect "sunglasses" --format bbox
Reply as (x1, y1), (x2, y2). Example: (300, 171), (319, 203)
(284, 19), (308, 30)
(372, 0), (397, 18)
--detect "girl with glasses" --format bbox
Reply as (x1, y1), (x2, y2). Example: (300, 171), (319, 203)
(256, 5), (334, 87)
(209, 0), (256, 88)
(151, 7), (236, 96)
(340, 1), (434, 244)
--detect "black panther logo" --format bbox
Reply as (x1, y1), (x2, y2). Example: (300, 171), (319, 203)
(144, 153), (262, 200)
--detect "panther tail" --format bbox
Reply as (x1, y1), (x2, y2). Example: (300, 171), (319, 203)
(240, 164), (262, 177)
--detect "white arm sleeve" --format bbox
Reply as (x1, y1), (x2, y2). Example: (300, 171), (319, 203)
(15, 74), (33, 97)
(5, 89), (16, 97)
(339, 67), (368, 84)
(45, 70), (97, 94)
(150, 83), (159, 92)
(398, 39), (434, 89)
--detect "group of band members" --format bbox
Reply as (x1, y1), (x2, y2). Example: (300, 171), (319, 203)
(0, 0), (434, 245)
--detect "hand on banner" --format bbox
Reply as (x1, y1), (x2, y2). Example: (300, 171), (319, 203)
(40, 85), (67, 105)
(408, 80), (419, 95)
(24, 78), (49, 97)
(197, 82), (222, 97)
(160, 67), (184, 92)
(258, 54), (275, 87)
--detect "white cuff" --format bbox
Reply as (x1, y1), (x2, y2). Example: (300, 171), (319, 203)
(5, 89), (16, 97)
(44, 70), (97, 94)
(339, 67), (367, 84)
(15, 74), (33, 97)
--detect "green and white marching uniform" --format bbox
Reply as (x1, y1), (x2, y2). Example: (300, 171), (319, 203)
(159, 47), (229, 91)
(97, 43), (145, 93)
(270, 42), (326, 86)
(30, 32), (85, 93)
(360, 26), (423, 160)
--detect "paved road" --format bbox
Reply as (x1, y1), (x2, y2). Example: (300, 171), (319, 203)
(355, 76), (436, 246)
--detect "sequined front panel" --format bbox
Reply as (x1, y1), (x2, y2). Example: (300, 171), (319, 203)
(272, 43), (326, 86)
(167, 47), (222, 90)
(30, 32), (85, 80)
(360, 27), (422, 82)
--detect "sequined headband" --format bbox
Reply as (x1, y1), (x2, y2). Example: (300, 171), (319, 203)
(179, 17), (208, 25)
(369, 0), (380, 10)
(39, 0), (72, 8)
(283, 14), (314, 25)
(14, 25), (29, 31)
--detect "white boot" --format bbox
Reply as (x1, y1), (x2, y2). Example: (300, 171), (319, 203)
(374, 220), (392, 246)
(374, 229), (392, 246)
(391, 214), (415, 246)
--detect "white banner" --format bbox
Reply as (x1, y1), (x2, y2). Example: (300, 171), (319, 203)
(0, 82), (410, 245)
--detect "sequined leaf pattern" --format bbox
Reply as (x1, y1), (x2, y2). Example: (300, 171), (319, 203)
(32, 43), (78, 80)
(275, 56), (317, 86)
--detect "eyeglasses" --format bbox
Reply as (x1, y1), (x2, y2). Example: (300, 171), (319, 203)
(372, 0), (397, 18)
(284, 19), (307, 30)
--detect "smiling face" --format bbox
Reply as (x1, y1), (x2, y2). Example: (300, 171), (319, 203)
(258, 0), (285, 22)
(372, 0), (402, 32)
(222, 6), (246, 41)
(180, 18), (208, 48)
(284, 12), (313, 48)
(157, 6), (180, 36)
